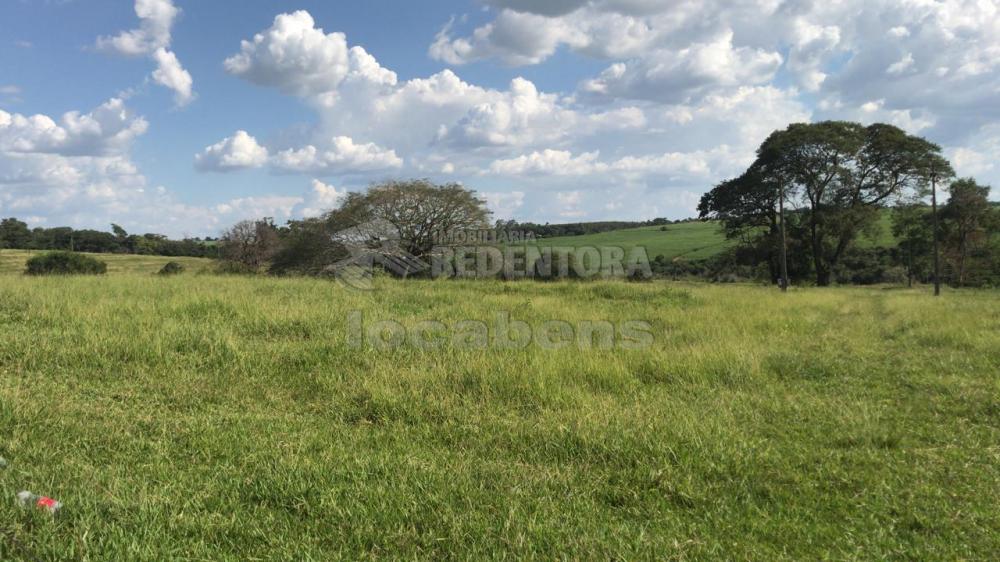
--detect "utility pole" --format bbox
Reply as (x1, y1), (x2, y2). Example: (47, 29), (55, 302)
(779, 184), (789, 292)
(931, 169), (941, 297)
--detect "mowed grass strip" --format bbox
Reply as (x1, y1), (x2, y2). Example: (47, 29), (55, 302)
(0, 250), (214, 276)
(0, 274), (998, 560)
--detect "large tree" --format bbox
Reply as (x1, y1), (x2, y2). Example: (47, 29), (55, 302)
(701, 121), (952, 286)
(266, 179), (491, 276)
(0, 218), (32, 249)
(333, 179), (491, 258)
(220, 218), (280, 271)
(940, 178), (995, 286)
(891, 204), (934, 287)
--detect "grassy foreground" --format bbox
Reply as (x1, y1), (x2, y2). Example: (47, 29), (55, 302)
(0, 273), (998, 559)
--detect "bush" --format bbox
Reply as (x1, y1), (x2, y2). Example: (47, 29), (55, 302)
(25, 251), (107, 276)
(215, 260), (258, 275)
(158, 261), (186, 276)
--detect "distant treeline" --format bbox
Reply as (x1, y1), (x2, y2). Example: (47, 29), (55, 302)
(0, 218), (218, 258)
(494, 217), (677, 238)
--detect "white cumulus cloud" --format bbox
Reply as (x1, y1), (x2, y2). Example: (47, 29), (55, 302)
(194, 131), (269, 172)
(270, 136), (403, 175)
(96, 0), (194, 107)
(0, 98), (148, 157)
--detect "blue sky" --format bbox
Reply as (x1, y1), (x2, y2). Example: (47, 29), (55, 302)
(1, 0), (998, 236)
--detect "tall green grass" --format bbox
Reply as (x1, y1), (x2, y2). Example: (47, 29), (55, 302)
(0, 272), (997, 559)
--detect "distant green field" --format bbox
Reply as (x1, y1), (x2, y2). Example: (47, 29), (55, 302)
(0, 250), (215, 276)
(523, 221), (736, 260)
(521, 214), (902, 261)
(858, 210), (901, 248)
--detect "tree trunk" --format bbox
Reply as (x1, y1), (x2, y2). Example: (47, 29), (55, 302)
(779, 187), (789, 292)
(816, 266), (832, 287)
(932, 175), (941, 296)
(958, 238), (967, 287)
(810, 213), (829, 286)
(907, 245), (913, 288)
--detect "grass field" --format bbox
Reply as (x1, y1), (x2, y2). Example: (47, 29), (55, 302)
(0, 250), (215, 276)
(1, 260), (998, 559)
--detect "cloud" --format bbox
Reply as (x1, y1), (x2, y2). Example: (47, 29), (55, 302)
(481, 190), (526, 218)
(151, 48), (194, 105)
(296, 179), (346, 218)
(429, 10), (589, 66)
(555, 190), (585, 218)
(886, 52), (915, 76)
(96, 0), (178, 56)
(440, 77), (645, 148)
(0, 98), (148, 157)
(213, 9), (813, 226)
(196, 131), (402, 175)
(210, 180), (349, 223)
(949, 123), (1000, 178)
(212, 195), (304, 221)
(487, 147), (719, 179)
(225, 12), (647, 158)
(820, 97), (937, 134)
(0, 98), (185, 234)
(580, 31), (783, 104)
(429, 5), (670, 65)
(0, 99), (340, 236)
(96, 0), (194, 106)
(786, 19), (841, 91)
(430, 0), (1000, 149)
(270, 136), (403, 174)
(489, 149), (604, 176)
(207, 5), (996, 229)
(194, 131), (268, 172)
(223, 11), (397, 98)
(0, 85), (22, 104)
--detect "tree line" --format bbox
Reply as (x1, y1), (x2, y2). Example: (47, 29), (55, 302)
(698, 121), (999, 289)
(0, 219), (219, 258)
(494, 218), (673, 239)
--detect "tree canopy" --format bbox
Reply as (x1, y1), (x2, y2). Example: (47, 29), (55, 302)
(700, 121), (953, 285)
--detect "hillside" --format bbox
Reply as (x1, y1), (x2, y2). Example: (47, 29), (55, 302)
(522, 221), (736, 260)
(0, 250), (215, 276)
(520, 213), (903, 261)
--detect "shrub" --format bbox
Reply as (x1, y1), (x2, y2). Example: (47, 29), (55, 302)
(25, 251), (107, 276)
(215, 260), (258, 275)
(158, 261), (186, 276)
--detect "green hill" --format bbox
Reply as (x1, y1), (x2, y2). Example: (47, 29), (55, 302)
(519, 212), (904, 261)
(520, 221), (735, 260)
